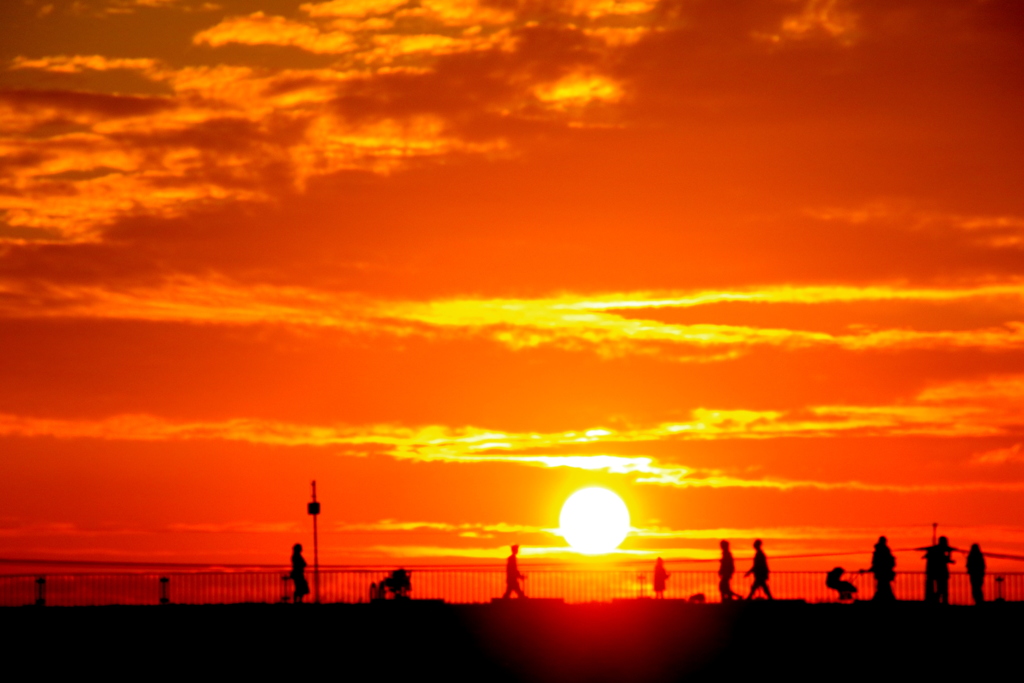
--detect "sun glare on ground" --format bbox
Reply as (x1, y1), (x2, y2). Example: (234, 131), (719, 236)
(559, 487), (631, 555)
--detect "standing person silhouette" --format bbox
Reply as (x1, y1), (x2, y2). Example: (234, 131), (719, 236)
(290, 543), (310, 604)
(718, 540), (739, 601)
(923, 536), (955, 604)
(868, 536), (897, 602)
(502, 544), (526, 599)
(745, 539), (773, 600)
(966, 543), (986, 605)
(653, 557), (670, 599)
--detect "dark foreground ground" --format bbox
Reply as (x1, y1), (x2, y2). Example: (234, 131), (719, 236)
(3, 600), (1021, 681)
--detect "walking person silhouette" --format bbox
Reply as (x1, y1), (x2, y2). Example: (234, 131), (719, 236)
(290, 543), (310, 604)
(719, 540), (739, 601)
(653, 557), (670, 599)
(967, 543), (986, 605)
(502, 544), (526, 599)
(867, 536), (897, 602)
(745, 539), (773, 600)
(922, 536), (955, 604)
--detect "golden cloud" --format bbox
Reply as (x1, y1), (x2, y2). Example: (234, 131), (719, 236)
(0, 59), (508, 239)
(972, 443), (1024, 465)
(10, 55), (163, 74)
(757, 0), (859, 45)
(2, 374), (1023, 493)
(415, 0), (515, 25)
(1, 0), (659, 239)
(583, 26), (651, 47)
(4, 277), (1024, 360)
(534, 73), (623, 108)
(302, 0), (410, 18)
(569, 0), (658, 19)
(193, 12), (358, 53)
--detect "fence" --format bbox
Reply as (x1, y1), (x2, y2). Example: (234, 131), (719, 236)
(1, 569), (1020, 607)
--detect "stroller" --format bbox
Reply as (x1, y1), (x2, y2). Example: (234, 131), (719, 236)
(826, 567), (858, 602)
(370, 568), (413, 601)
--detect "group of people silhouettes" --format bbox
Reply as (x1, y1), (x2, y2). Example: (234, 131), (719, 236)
(864, 535), (988, 605)
(703, 539), (772, 601)
(287, 536), (994, 604)
(651, 536), (991, 604)
(916, 536), (988, 605)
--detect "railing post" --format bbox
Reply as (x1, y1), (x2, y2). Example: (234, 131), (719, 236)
(35, 576), (46, 606)
(159, 577), (170, 605)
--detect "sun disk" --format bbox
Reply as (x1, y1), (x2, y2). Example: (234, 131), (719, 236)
(559, 487), (631, 555)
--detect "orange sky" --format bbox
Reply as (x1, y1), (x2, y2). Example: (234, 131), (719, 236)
(1, 0), (1023, 571)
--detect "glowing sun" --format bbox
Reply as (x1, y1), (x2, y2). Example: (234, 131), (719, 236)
(559, 487), (631, 555)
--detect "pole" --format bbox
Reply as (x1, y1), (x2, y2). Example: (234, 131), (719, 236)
(308, 480), (321, 604)
(932, 522), (937, 545)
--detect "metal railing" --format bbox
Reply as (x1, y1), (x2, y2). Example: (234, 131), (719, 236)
(1, 570), (1020, 607)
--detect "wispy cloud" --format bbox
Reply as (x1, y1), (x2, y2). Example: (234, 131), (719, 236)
(9, 55), (164, 74)
(336, 519), (548, 539)
(193, 12), (360, 54)
(972, 443), (1024, 465)
(3, 369), (1024, 492)
(0, 62), (505, 239)
(3, 277), (1024, 361)
(758, 0), (859, 45)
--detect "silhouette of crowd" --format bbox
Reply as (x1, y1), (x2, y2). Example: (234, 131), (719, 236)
(682, 535), (991, 604)
(284, 533), (997, 605)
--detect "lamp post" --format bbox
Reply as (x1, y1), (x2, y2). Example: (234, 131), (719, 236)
(308, 480), (321, 604)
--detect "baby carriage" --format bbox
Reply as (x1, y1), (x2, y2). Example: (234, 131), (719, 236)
(370, 568), (413, 601)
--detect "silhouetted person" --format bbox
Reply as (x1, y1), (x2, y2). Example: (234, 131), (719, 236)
(867, 536), (896, 602)
(745, 539), (773, 600)
(653, 557), (669, 598)
(967, 543), (986, 605)
(290, 543), (310, 604)
(502, 544), (526, 599)
(826, 567), (858, 601)
(719, 540), (739, 601)
(923, 536), (955, 604)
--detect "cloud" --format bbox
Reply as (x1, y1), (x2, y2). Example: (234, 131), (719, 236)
(96, 0), (222, 15)
(193, 12), (359, 53)
(336, 519), (547, 537)
(569, 0), (658, 19)
(367, 543), (615, 558)
(4, 277), (1024, 363)
(973, 443), (1024, 465)
(0, 59), (516, 239)
(194, 5), (519, 60)
(583, 26), (651, 46)
(414, 0), (515, 25)
(365, 29), (517, 62)
(302, 0), (410, 18)
(164, 521), (300, 534)
(13, 1), (1016, 243)
(918, 376), (1024, 404)
(0, 88), (174, 119)
(9, 55), (163, 75)
(533, 72), (623, 108)
(807, 204), (1024, 251)
(759, 0), (859, 45)
(3, 15), (624, 240)
(1, 382), (1023, 492)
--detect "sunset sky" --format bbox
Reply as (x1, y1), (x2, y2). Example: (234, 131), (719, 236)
(1, 0), (1023, 570)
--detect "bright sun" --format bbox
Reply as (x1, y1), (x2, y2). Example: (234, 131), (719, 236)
(559, 487), (631, 555)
